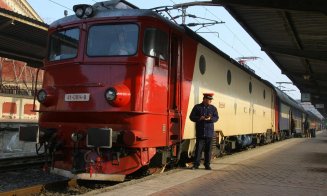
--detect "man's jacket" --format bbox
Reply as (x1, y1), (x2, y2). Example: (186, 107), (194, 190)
(189, 103), (219, 138)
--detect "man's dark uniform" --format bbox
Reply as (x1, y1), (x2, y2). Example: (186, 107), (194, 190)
(189, 97), (219, 169)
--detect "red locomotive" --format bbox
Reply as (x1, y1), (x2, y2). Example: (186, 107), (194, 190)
(19, 0), (322, 181)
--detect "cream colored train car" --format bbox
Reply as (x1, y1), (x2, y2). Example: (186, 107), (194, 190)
(182, 31), (276, 154)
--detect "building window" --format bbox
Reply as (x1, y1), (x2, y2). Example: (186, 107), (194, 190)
(263, 90), (266, 99)
(249, 82), (252, 94)
(2, 102), (17, 114)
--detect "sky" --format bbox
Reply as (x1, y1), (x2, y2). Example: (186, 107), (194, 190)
(26, 0), (301, 99)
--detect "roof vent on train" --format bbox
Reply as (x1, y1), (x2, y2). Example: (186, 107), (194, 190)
(73, 0), (138, 19)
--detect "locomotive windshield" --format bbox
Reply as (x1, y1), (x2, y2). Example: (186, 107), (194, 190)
(87, 24), (138, 56)
(48, 28), (80, 61)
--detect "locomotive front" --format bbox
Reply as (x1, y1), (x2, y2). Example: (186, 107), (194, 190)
(23, 1), (176, 181)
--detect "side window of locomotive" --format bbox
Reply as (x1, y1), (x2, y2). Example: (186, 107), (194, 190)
(87, 24), (138, 56)
(199, 55), (206, 75)
(143, 28), (168, 60)
(48, 28), (80, 61)
(227, 70), (232, 85)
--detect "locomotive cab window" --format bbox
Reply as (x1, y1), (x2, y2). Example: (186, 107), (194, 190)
(143, 28), (168, 60)
(48, 28), (80, 61)
(87, 24), (138, 56)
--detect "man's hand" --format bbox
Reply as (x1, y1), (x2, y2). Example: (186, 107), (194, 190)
(200, 116), (206, 121)
(205, 114), (212, 121)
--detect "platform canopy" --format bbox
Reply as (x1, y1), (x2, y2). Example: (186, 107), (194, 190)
(0, 7), (48, 68)
(213, 0), (327, 117)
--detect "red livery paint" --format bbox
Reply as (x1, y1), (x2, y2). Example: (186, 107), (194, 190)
(32, 3), (198, 180)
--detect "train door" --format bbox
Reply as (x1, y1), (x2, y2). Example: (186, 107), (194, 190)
(289, 111), (293, 137)
(167, 33), (182, 146)
(251, 102), (254, 134)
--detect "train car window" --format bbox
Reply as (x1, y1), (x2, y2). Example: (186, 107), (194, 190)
(48, 28), (80, 61)
(227, 70), (232, 85)
(263, 90), (266, 99)
(87, 24), (138, 56)
(249, 81), (252, 94)
(199, 55), (206, 75)
(143, 28), (168, 60)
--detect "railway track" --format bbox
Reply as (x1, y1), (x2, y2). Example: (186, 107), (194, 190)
(0, 179), (77, 196)
(0, 139), (286, 195)
(0, 155), (47, 172)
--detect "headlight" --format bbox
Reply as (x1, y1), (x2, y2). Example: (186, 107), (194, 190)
(37, 90), (47, 103)
(84, 6), (94, 17)
(105, 84), (131, 107)
(105, 88), (117, 101)
(73, 4), (93, 18)
(75, 8), (84, 18)
(36, 88), (56, 106)
(71, 132), (83, 142)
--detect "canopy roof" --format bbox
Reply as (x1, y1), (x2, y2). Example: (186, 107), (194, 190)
(0, 7), (48, 68)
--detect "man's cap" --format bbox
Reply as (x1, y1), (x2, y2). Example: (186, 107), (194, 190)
(203, 93), (214, 100)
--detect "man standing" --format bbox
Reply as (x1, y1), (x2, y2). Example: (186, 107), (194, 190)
(189, 93), (219, 170)
(304, 118), (309, 138)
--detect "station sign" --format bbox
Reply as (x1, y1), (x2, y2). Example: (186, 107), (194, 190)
(301, 93), (311, 102)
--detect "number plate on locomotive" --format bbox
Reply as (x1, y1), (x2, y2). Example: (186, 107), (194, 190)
(64, 93), (90, 102)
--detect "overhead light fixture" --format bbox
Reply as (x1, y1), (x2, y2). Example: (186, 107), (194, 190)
(73, 4), (94, 18)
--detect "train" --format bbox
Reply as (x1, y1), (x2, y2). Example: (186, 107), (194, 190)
(19, 0), (323, 181)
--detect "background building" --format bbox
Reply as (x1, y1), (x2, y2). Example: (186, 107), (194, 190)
(0, 0), (43, 154)
(0, 0), (43, 95)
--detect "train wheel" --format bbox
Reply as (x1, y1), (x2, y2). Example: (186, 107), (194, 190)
(148, 164), (167, 175)
(127, 166), (150, 179)
(211, 133), (221, 158)
(260, 134), (265, 145)
(178, 151), (189, 167)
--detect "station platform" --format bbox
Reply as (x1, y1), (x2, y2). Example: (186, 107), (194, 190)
(86, 130), (327, 196)
(0, 130), (36, 159)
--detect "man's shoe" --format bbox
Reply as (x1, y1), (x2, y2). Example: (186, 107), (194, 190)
(191, 166), (199, 170)
(205, 166), (212, 170)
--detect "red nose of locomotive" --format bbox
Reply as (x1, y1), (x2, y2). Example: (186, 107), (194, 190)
(34, 0), (171, 180)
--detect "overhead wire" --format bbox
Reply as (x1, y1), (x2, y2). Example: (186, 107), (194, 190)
(47, 0), (72, 11)
(194, 3), (296, 94)
(168, 1), (298, 97)
(202, 6), (298, 93)
(205, 7), (285, 79)
(47, 0), (98, 11)
(169, 0), (244, 56)
(168, 0), (284, 85)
